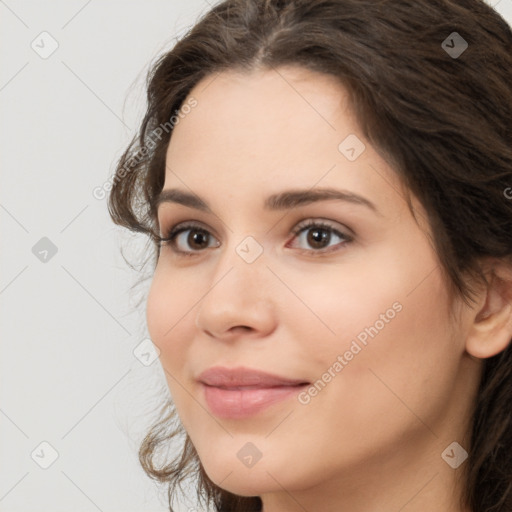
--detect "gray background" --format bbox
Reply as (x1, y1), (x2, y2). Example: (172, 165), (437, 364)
(1, 0), (511, 511)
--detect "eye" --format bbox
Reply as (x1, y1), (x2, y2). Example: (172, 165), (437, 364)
(157, 219), (353, 257)
(287, 219), (353, 255)
(158, 221), (220, 256)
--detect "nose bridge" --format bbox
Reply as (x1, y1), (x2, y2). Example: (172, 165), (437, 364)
(194, 232), (276, 336)
(211, 231), (270, 305)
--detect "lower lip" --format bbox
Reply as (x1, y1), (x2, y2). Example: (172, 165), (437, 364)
(202, 383), (308, 419)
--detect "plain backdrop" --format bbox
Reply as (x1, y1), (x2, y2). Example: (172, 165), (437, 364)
(1, 1), (511, 511)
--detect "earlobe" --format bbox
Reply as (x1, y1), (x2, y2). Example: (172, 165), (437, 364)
(465, 263), (512, 359)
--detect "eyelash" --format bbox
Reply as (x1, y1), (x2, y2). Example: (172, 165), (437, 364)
(157, 219), (354, 258)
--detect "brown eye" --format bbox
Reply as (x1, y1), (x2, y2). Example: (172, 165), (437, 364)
(184, 229), (210, 250)
(305, 226), (332, 249)
(289, 220), (353, 254)
(159, 222), (220, 255)
(159, 219), (353, 257)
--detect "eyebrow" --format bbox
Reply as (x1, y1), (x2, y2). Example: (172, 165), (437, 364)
(153, 187), (380, 215)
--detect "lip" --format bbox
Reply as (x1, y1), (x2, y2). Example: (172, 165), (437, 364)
(198, 366), (309, 387)
(198, 366), (310, 419)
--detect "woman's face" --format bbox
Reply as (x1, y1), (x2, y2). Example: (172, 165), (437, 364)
(146, 66), (481, 507)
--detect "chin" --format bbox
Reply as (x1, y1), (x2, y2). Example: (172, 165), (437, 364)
(201, 457), (281, 496)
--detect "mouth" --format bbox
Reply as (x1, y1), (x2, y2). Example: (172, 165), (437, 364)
(201, 384), (310, 419)
(206, 383), (309, 390)
(197, 366), (310, 419)
(197, 365), (310, 388)
(200, 382), (310, 419)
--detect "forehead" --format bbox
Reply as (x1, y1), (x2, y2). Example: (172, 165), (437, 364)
(166, 67), (356, 180)
(171, 66), (355, 146)
(169, 66), (354, 152)
(162, 66), (422, 226)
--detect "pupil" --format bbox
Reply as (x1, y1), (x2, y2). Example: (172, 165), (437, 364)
(308, 228), (329, 248)
(190, 230), (208, 248)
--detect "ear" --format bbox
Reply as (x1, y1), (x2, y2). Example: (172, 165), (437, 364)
(465, 259), (512, 359)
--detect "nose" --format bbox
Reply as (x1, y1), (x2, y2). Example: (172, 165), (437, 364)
(194, 241), (277, 341)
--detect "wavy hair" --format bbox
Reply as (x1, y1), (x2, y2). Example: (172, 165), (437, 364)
(108, 0), (512, 510)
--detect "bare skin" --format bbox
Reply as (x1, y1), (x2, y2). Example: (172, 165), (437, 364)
(146, 66), (512, 512)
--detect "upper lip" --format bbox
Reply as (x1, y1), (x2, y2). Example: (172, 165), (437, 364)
(197, 366), (310, 388)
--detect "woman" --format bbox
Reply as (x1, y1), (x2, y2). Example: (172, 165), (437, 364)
(108, 0), (512, 510)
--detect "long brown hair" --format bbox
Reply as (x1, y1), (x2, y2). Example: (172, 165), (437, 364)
(108, 1), (512, 510)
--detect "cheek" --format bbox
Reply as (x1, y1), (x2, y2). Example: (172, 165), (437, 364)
(146, 269), (193, 370)
(283, 257), (408, 367)
(323, 266), (459, 429)
(292, 246), (460, 419)
(146, 272), (202, 429)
